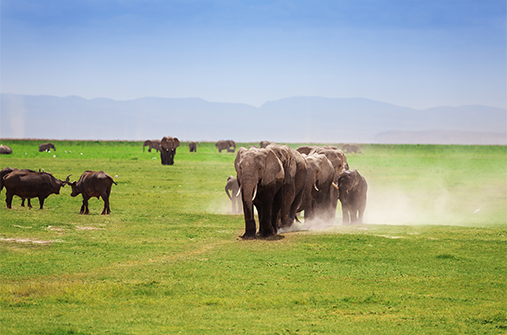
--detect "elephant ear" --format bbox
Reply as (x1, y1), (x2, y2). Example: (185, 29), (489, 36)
(261, 149), (284, 187)
(234, 147), (247, 178)
(173, 137), (180, 148)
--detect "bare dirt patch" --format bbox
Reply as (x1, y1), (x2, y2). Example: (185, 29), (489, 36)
(0, 238), (62, 245)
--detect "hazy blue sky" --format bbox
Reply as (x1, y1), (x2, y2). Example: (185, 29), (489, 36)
(1, 0), (506, 108)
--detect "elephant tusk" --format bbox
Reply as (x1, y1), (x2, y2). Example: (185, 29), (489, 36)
(252, 185), (258, 201)
(332, 182), (339, 189)
(236, 187), (242, 197)
(314, 183), (320, 192)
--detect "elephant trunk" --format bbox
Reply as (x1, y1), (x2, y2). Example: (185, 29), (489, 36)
(240, 179), (259, 238)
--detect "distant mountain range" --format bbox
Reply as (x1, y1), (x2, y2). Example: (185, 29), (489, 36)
(1, 94), (505, 145)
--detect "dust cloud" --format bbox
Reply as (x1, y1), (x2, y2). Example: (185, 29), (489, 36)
(208, 174), (505, 230)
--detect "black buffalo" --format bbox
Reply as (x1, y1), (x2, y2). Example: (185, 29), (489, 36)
(3, 170), (70, 209)
(39, 142), (56, 152)
(1, 167), (37, 207)
(0, 145), (12, 154)
(69, 170), (117, 215)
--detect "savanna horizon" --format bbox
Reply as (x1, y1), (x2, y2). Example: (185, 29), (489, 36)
(0, 139), (505, 334)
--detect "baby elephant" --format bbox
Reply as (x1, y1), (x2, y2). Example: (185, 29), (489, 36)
(337, 169), (367, 224)
(69, 170), (117, 215)
(225, 175), (243, 214)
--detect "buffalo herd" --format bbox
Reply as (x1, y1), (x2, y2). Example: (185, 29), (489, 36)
(2, 141), (367, 236)
(1, 167), (116, 215)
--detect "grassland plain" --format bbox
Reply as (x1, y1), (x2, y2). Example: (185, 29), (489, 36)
(0, 140), (505, 334)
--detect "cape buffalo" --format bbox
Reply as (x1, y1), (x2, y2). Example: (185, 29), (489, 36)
(3, 170), (70, 209)
(0, 145), (12, 154)
(1, 167), (36, 207)
(69, 170), (117, 215)
(39, 142), (56, 152)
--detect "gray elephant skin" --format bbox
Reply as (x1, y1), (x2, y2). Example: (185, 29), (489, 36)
(225, 175), (242, 214)
(297, 145), (348, 221)
(143, 140), (161, 152)
(235, 146), (284, 239)
(338, 169), (367, 224)
(160, 137), (180, 165)
(260, 141), (271, 148)
(39, 142), (56, 152)
(267, 144), (307, 230)
(216, 140), (236, 153)
(298, 152), (335, 223)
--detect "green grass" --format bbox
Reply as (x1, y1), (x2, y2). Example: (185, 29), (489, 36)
(0, 140), (506, 334)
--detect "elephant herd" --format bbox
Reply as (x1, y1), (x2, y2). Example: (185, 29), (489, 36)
(143, 138), (240, 165)
(233, 144), (367, 239)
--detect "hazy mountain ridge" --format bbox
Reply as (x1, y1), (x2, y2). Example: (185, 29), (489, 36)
(0, 94), (505, 144)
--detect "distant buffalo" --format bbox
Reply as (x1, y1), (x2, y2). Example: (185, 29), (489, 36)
(69, 170), (117, 215)
(3, 169), (69, 209)
(342, 144), (360, 154)
(39, 142), (56, 152)
(0, 145), (12, 154)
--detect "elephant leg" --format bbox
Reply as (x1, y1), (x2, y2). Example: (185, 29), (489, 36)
(259, 187), (282, 237)
(280, 184), (296, 229)
(231, 197), (237, 214)
(350, 208), (358, 223)
(242, 201), (257, 239)
(342, 206), (350, 224)
(288, 188), (304, 227)
(259, 201), (276, 237)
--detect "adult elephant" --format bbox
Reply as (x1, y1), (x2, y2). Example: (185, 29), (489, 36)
(39, 142), (56, 152)
(297, 145), (348, 221)
(143, 140), (161, 152)
(260, 141), (271, 148)
(298, 152), (335, 223)
(0, 145), (12, 154)
(338, 169), (368, 224)
(225, 175), (242, 214)
(267, 144), (307, 230)
(160, 137), (180, 165)
(216, 140), (236, 153)
(235, 146), (284, 239)
(189, 141), (197, 152)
